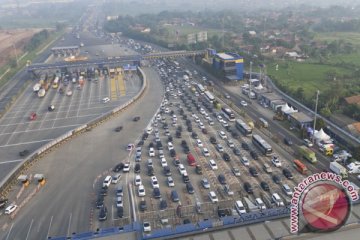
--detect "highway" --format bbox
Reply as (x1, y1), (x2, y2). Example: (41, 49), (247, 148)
(0, 67), (163, 239)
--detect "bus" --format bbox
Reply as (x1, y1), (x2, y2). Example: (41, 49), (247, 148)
(235, 119), (252, 136)
(52, 76), (59, 89)
(204, 91), (215, 103)
(196, 84), (205, 94)
(221, 107), (235, 122)
(252, 134), (273, 156)
(293, 159), (308, 174)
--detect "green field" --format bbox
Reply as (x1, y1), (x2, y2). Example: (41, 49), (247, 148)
(315, 32), (360, 46)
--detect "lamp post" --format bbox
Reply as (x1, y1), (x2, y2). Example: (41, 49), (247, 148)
(312, 90), (320, 144)
(249, 61), (253, 97)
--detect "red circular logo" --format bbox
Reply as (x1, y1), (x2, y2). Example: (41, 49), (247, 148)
(301, 182), (351, 232)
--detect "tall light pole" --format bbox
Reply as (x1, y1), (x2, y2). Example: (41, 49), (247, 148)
(249, 61), (253, 97)
(312, 90), (320, 143)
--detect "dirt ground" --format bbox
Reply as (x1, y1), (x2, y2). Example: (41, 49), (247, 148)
(0, 29), (42, 67)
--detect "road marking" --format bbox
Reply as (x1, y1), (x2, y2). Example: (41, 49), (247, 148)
(46, 216), (53, 239)
(67, 213), (72, 236)
(0, 138), (53, 148)
(0, 123), (84, 137)
(76, 81), (86, 118)
(5, 223), (14, 240)
(0, 159), (23, 165)
(25, 219), (34, 240)
(118, 74), (126, 96)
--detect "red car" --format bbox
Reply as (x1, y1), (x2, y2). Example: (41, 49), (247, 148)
(29, 112), (37, 121)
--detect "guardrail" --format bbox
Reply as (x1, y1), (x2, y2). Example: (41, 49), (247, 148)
(0, 67), (147, 200)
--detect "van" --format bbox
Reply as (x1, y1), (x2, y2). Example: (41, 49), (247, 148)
(235, 200), (247, 215)
(116, 185), (123, 196)
(187, 153), (196, 166)
(272, 193), (284, 207)
(103, 176), (112, 188)
(111, 174), (121, 184)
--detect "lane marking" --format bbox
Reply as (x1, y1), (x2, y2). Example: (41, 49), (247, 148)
(0, 138), (53, 148)
(0, 123), (84, 137)
(67, 213), (72, 237)
(46, 216), (53, 239)
(5, 223), (14, 240)
(25, 219), (34, 240)
(0, 159), (23, 165)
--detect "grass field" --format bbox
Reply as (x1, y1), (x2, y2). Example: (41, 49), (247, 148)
(315, 32), (360, 46)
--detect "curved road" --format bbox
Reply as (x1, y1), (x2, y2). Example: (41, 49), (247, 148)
(0, 67), (163, 240)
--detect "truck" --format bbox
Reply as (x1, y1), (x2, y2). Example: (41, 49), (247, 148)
(33, 83), (41, 92)
(297, 145), (317, 164)
(330, 162), (348, 179)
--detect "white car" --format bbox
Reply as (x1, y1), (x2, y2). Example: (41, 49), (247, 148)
(5, 204), (17, 215)
(161, 158), (168, 167)
(304, 139), (313, 147)
(217, 115), (223, 122)
(143, 222), (151, 232)
(168, 142), (174, 151)
(208, 191), (219, 203)
(151, 176), (159, 189)
(240, 100), (248, 106)
(116, 196), (123, 207)
(103, 176), (112, 188)
(221, 121), (229, 127)
(203, 148), (210, 157)
(149, 148), (155, 157)
(134, 175), (142, 186)
(227, 139), (235, 148)
(102, 97), (110, 103)
(241, 156), (250, 166)
(196, 139), (203, 147)
(218, 131), (227, 139)
(198, 122), (205, 129)
(271, 156), (282, 167)
(111, 174), (121, 184)
(209, 159), (218, 170)
(167, 176), (175, 187)
(138, 185), (146, 197)
(126, 144), (134, 151)
(255, 198), (266, 210)
(178, 164), (187, 175)
(123, 163), (130, 172)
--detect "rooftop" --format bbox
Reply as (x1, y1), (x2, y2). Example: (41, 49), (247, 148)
(289, 112), (313, 123)
(344, 95), (360, 105)
(260, 92), (283, 101)
(216, 53), (234, 60)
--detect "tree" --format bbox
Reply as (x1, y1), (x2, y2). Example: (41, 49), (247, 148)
(295, 87), (305, 101)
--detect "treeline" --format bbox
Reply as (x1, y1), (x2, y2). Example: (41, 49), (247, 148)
(24, 30), (49, 52)
(314, 19), (360, 32)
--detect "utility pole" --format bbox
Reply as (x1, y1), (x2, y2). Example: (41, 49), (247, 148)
(312, 90), (320, 144)
(249, 61), (253, 97)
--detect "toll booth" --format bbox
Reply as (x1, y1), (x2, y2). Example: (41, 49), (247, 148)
(18, 175), (30, 187)
(34, 174), (46, 186)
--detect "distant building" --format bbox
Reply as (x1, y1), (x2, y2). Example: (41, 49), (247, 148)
(249, 31), (256, 36)
(344, 95), (360, 106)
(187, 33), (196, 44)
(196, 31), (207, 42)
(212, 52), (244, 81)
(347, 122), (360, 138)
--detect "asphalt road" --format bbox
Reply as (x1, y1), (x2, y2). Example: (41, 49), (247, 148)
(0, 67), (163, 240)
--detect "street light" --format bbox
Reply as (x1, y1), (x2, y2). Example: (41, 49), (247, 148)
(312, 90), (320, 144)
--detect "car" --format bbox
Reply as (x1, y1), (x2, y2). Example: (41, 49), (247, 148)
(249, 167), (258, 177)
(115, 126), (123, 132)
(153, 188), (161, 198)
(235, 200), (247, 215)
(272, 174), (282, 184)
(149, 148), (155, 157)
(170, 149), (176, 157)
(209, 159), (218, 170)
(283, 169), (293, 179)
(271, 156), (282, 167)
(260, 181), (270, 191)
(103, 176), (112, 188)
(233, 147), (241, 156)
(98, 206), (107, 221)
(167, 176), (175, 187)
(241, 142), (250, 150)
(202, 148), (210, 157)
(244, 182), (253, 194)
(102, 97), (110, 103)
(195, 164), (203, 174)
(227, 139), (235, 148)
(201, 178), (210, 189)
(126, 144), (134, 151)
(284, 137), (293, 146)
(192, 132), (198, 139)
(134, 175), (142, 186)
(138, 185), (146, 197)
(232, 167), (241, 177)
(161, 158), (168, 167)
(225, 93), (231, 99)
(178, 164), (187, 175)
(183, 145), (190, 154)
(163, 166), (172, 176)
(171, 190), (180, 202)
(224, 185), (234, 196)
(223, 152), (231, 161)
(272, 193), (285, 207)
(134, 163), (141, 173)
(182, 173), (190, 183)
(283, 184), (294, 196)
(139, 199), (147, 211)
(217, 115), (223, 122)
(250, 151), (259, 160)
(117, 206), (124, 218)
(255, 198), (266, 210)
(216, 144), (224, 152)
(151, 176), (159, 189)
(218, 174), (226, 185)
(167, 142), (174, 151)
(123, 163), (130, 172)
(147, 166), (154, 176)
(19, 150), (29, 157)
(29, 112), (37, 121)
(112, 174), (121, 184)
(135, 154), (141, 162)
(240, 156), (250, 166)
(208, 191), (219, 203)
(143, 222), (151, 232)
(304, 139), (313, 147)
(96, 195), (104, 208)
(218, 131), (227, 139)
(209, 136), (217, 144)
(133, 116), (141, 121)
(173, 158), (180, 166)
(240, 100), (248, 106)
(232, 131), (240, 139)
(176, 131), (181, 138)
(263, 163), (273, 173)
(202, 128), (208, 134)
(196, 139), (203, 147)
(0, 199), (8, 209)
(4, 204), (17, 215)
(116, 196), (124, 208)
(186, 182), (195, 194)
(48, 105), (55, 111)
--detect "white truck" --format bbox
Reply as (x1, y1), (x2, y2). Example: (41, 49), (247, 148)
(330, 162), (348, 179)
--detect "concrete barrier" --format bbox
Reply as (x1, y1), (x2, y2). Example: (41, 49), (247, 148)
(0, 67), (147, 200)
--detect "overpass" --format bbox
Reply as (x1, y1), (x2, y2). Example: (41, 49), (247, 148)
(27, 50), (206, 72)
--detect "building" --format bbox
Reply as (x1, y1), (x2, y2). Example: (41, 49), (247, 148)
(344, 95), (360, 106)
(196, 31), (207, 42)
(289, 112), (313, 129)
(212, 52), (244, 81)
(187, 33), (196, 44)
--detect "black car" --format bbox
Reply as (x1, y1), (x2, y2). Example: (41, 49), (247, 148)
(181, 140), (187, 147)
(0, 199), (8, 209)
(142, 133), (149, 140)
(284, 137), (293, 146)
(209, 136), (217, 144)
(139, 199), (147, 211)
(134, 163), (141, 173)
(283, 169), (294, 179)
(153, 188), (161, 198)
(231, 131), (240, 139)
(113, 163), (124, 172)
(177, 126), (182, 132)
(187, 126), (193, 132)
(186, 182), (195, 194)
(173, 158), (180, 166)
(117, 206), (124, 218)
(250, 150), (259, 160)
(223, 153), (231, 161)
(96, 197), (104, 208)
(163, 166), (172, 176)
(156, 141), (163, 150)
(99, 206), (107, 221)
(233, 147), (241, 156)
(100, 187), (108, 196)
(115, 126), (123, 132)
(249, 167), (258, 177)
(147, 166), (154, 176)
(19, 150), (29, 157)
(148, 142), (154, 148)
(160, 199), (168, 210)
(218, 174), (227, 185)
(133, 116), (140, 122)
(260, 181), (270, 191)
(272, 174), (281, 184)
(241, 142), (250, 150)
(202, 128), (208, 134)
(170, 149), (176, 157)
(137, 140), (144, 147)
(167, 136), (173, 142)
(244, 182), (253, 194)
(183, 145), (190, 154)
(192, 132), (198, 139)
(176, 131), (182, 138)
(163, 123), (169, 129)
(186, 119), (191, 125)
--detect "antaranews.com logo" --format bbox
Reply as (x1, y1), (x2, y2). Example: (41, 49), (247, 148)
(290, 172), (359, 233)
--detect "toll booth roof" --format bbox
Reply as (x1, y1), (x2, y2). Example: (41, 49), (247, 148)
(18, 175), (28, 181)
(34, 174), (45, 180)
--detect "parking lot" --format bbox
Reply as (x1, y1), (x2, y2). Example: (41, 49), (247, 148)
(96, 59), (307, 230)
